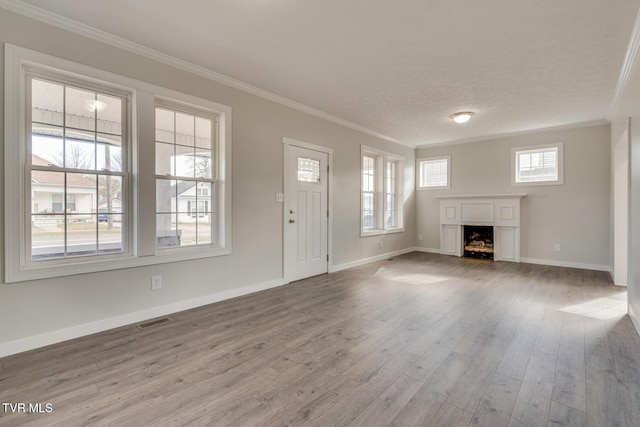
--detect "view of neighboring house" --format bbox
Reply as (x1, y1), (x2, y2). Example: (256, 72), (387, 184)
(31, 154), (95, 219)
(172, 180), (211, 223)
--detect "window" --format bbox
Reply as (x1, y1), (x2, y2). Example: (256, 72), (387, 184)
(418, 156), (450, 189)
(28, 75), (127, 261)
(51, 194), (77, 212)
(5, 45), (232, 282)
(297, 157), (321, 183)
(512, 143), (563, 185)
(66, 194), (77, 212)
(361, 146), (404, 235)
(362, 154), (378, 230)
(155, 105), (215, 248)
(51, 194), (63, 212)
(385, 160), (400, 228)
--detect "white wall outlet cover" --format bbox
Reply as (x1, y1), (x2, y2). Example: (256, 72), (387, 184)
(276, 193), (284, 203)
(151, 275), (162, 290)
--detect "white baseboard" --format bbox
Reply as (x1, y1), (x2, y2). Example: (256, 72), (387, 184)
(409, 249), (612, 273)
(520, 257), (610, 272)
(0, 251), (616, 357)
(411, 247), (441, 254)
(630, 306), (640, 337)
(610, 270), (628, 286)
(329, 248), (416, 273)
(0, 278), (287, 358)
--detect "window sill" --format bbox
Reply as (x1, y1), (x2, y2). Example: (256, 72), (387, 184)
(361, 227), (405, 237)
(511, 180), (563, 187)
(418, 186), (450, 191)
(6, 246), (232, 283)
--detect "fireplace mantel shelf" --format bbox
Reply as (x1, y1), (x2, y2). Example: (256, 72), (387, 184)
(436, 193), (527, 199)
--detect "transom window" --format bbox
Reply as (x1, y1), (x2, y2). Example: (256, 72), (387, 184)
(512, 143), (563, 185)
(297, 157), (321, 183)
(361, 146), (404, 235)
(29, 76), (127, 260)
(418, 156), (450, 189)
(155, 106), (215, 248)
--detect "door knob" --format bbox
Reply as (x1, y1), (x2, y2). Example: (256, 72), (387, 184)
(289, 219), (296, 223)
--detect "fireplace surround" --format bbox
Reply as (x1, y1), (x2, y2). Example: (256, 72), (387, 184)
(437, 194), (526, 262)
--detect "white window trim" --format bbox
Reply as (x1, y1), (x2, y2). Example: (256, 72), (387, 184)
(154, 98), (221, 251)
(4, 45), (232, 283)
(360, 145), (405, 237)
(511, 142), (564, 186)
(417, 155), (451, 190)
(26, 72), (131, 264)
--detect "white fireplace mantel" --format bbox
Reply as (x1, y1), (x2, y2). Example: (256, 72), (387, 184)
(438, 194), (527, 262)
(436, 193), (527, 200)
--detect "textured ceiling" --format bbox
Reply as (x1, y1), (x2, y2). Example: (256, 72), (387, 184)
(10, 0), (640, 146)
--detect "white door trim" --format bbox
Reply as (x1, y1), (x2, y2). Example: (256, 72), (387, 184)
(283, 137), (333, 283)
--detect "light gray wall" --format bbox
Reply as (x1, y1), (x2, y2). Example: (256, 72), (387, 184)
(611, 125), (629, 286)
(631, 118), (640, 333)
(416, 125), (611, 269)
(610, 42), (640, 334)
(0, 9), (415, 353)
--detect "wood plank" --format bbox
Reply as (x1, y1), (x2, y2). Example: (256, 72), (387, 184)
(447, 334), (511, 412)
(404, 320), (472, 382)
(511, 349), (557, 427)
(427, 402), (473, 427)
(470, 371), (521, 426)
(389, 351), (472, 426)
(349, 374), (423, 427)
(551, 313), (587, 413)
(548, 400), (586, 427)
(1, 253), (638, 426)
(497, 290), (550, 380)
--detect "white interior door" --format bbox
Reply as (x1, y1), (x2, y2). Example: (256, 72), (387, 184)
(285, 145), (328, 282)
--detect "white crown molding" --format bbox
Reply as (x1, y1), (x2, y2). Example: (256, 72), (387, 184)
(416, 119), (609, 149)
(0, 0), (413, 148)
(607, 5), (640, 120)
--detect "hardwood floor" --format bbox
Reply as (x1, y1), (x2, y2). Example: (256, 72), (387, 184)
(1, 252), (638, 426)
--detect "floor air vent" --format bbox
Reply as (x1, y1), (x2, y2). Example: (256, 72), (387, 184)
(137, 317), (171, 329)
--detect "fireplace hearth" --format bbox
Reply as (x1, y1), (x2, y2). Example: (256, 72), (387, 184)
(463, 225), (494, 260)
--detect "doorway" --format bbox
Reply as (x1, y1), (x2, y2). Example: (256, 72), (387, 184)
(283, 139), (332, 282)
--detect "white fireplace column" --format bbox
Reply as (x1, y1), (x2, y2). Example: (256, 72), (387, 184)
(437, 194), (526, 262)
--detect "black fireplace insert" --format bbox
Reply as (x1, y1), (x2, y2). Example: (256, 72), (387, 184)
(463, 225), (494, 260)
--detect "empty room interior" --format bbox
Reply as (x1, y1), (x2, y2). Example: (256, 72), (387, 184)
(2, 1), (640, 426)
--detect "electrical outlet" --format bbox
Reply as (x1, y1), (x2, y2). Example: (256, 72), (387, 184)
(151, 275), (162, 290)
(554, 244), (561, 252)
(418, 234), (423, 241)
(379, 241), (383, 248)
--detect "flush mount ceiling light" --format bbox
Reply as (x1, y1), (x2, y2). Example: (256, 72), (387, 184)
(450, 111), (474, 124)
(84, 99), (108, 113)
